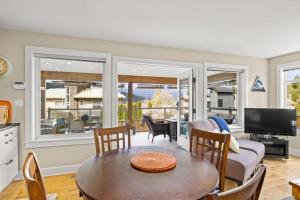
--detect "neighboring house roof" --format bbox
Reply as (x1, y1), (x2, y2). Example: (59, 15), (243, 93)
(45, 88), (66, 99)
(74, 87), (126, 99)
(212, 86), (233, 93)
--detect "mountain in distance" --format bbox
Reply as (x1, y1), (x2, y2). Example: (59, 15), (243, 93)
(122, 88), (177, 100)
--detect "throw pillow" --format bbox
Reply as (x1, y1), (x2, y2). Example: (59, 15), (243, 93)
(222, 130), (240, 153)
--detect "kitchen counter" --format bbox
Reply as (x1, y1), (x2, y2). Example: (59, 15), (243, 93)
(0, 123), (20, 131)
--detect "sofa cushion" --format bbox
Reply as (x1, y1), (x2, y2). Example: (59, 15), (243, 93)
(188, 120), (215, 154)
(188, 120), (215, 133)
(208, 119), (220, 131)
(226, 148), (258, 182)
(238, 139), (265, 163)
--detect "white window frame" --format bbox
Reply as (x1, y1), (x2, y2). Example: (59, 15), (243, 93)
(277, 61), (300, 108)
(25, 46), (112, 148)
(111, 56), (202, 127)
(203, 62), (248, 132)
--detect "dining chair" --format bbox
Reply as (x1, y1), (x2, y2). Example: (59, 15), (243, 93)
(205, 164), (266, 200)
(22, 152), (56, 200)
(190, 128), (230, 192)
(93, 125), (131, 154)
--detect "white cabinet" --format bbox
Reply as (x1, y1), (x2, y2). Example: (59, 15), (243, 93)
(0, 125), (19, 192)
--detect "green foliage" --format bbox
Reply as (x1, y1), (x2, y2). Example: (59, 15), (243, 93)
(118, 104), (127, 121)
(147, 101), (153, 109)
(150, 90), (176, 107)
(287, 81), (300, 114)
(118, 101), (143, 121)
(135, 101), (142, 120)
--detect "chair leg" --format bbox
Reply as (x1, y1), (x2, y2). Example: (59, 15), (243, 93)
(148, 132), (150, 139)
(152, 135), (154, 143)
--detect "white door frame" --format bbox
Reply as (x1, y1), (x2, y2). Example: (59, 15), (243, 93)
(112, 56), (202, 127)
(177, 69), (193, 149)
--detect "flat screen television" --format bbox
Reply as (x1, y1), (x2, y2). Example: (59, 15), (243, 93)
(244, 108), (297, 136)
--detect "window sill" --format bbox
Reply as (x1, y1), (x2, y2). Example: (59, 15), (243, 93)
(25, 135), (94, 149)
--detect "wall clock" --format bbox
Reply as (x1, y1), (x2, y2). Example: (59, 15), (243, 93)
(0, 56), (12, 78)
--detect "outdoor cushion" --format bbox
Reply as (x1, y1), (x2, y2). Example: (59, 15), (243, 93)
(226, 148), (258, 182)
(238, 139), (265, 163)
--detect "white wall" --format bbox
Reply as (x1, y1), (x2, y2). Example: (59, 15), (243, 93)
(0, 29), (269, 170)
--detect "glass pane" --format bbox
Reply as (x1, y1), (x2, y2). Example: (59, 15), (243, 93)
(179, 78), (189, 136)
(286, 69), (300, 82)
(40, 57), (104, 135)
(286, 82), (300, 112)
(117, 82), (177, 132)
(284, 69), (300, 128)
(207, 70), (238, 125)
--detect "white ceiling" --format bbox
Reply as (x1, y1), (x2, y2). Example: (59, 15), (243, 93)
(40, 58), (104, 74)
(118, 62), (191, 77)
(40, 57), (190, 77)
(1, 0), (300, 58)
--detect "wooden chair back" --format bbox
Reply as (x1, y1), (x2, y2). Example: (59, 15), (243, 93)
(205, 165), (266, 200)
(190, 128), (230, 192)
(94, 125), (131, 154)
(23, 152), (47, 200)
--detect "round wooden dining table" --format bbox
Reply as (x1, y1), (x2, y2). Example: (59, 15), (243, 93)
(75, 146), (219, 200)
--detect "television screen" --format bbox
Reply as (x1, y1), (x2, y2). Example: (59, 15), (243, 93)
(244, 108), (297, 136)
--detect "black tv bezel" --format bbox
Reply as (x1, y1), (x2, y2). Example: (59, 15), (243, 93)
(244, 108), (297, 136)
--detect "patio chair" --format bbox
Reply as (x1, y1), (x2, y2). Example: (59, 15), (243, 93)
(54, 118), (68, 134)
(142, 114), (171, 143)
(69, 120), (85, 133)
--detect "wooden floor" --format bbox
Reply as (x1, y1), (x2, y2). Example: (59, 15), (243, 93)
(0, 156), (299, 200)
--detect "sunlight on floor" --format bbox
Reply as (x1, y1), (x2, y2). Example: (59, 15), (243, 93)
(131, 132), (178, 148)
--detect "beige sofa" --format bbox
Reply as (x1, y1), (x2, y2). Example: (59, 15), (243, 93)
(188, 119), (265, 185)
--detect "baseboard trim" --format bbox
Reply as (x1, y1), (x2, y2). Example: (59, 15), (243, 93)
(289, 148), (300, 156)
(14, 164), (81, 180)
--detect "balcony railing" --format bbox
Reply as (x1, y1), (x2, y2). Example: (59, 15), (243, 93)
(48, 107), (102, 121)
(46, 106), (188, 134)
(133, 107), (178, 133)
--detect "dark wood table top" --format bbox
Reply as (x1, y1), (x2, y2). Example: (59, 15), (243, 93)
(75, 146), (219, 200)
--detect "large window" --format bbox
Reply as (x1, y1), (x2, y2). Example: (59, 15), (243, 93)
(207, 70), (239, 126)
(25, 46), (111, 148)
(204, 63), (247, 130)
(117, 82), (177, 133)
(278, 63), (300, 129)
(40, 58), (103, 135)
(283, 68), (300, 113)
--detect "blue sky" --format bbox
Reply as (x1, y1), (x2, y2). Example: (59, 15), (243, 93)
(287, 69), (300, 81)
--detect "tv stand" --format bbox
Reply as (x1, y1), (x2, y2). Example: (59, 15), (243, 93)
(250, 134), (289, 159)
